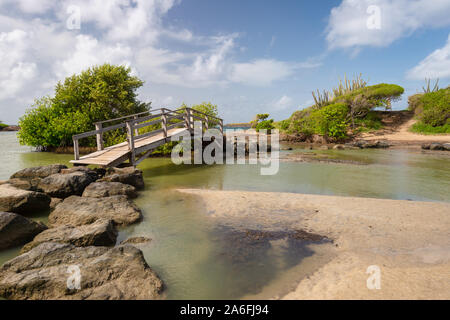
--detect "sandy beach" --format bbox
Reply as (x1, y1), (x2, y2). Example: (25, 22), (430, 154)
(177, 189), (450, 300)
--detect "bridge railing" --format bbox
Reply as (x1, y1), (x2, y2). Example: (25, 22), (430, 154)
(72, 107), (223, 162)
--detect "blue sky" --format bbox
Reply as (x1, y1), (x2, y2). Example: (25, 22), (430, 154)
(0, 0), (449, 124)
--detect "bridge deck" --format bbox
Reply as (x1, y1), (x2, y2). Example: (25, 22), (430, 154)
(70, 127), (188, 167)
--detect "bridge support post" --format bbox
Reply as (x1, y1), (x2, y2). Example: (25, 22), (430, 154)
(133, 115), (139, 136)
(205, 115), (209, 131)
(126, 121), (136, 166)
(162, 109), (168, 140)
(73, 139), (80, 160)
(185, 108), (191, 134)
(95, 123), (104, 151)
(219, 119), (224, 135)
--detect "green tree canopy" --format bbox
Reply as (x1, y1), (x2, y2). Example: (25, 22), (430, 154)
(18, 64), (150, 149)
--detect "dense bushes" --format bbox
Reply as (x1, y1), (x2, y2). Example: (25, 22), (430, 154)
(281, 83), (404, 141)
(18, 64), (150, 149)
(408, 87), (450, 134)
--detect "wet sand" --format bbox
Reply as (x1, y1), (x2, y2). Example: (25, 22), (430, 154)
(177, 189), (450, 300)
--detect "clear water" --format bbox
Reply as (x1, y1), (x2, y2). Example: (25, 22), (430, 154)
(1, 131), (449, 299)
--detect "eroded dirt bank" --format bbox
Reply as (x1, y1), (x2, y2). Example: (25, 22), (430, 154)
(177, 189), (450, 300)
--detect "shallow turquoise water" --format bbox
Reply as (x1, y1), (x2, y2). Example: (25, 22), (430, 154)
(0, 131), (449, 299)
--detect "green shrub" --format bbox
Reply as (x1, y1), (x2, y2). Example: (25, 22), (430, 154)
(18, 64), (150, 149)
(410, 123), (450, 134)
(255, 119), (275, 133)
(316, 103), (349, 139)
(416, 88), (449, 127)
(354, 111), (384, 133)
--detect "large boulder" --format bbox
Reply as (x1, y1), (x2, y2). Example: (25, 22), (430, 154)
(5, 178), (33, 190)
(443, 143), (450, 151)
(0, 184), (50, 214)
(49, 196), (142, 227)
(38, 171), (95, 198)
(10, 164), (67, 180)
(21, 219), (117, 253)
(0, 242), (163, 300)
(60, 166), (104, 181)
(82, 182), (137, 199)
(98, 167), (145, 190)
(0, 212), (47, 250)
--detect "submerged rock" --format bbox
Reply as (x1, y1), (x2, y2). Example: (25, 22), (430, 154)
(98, 167), (145, 190)
(351, 140), (389, 149)
(120, 236), (151, 245)
(0, 242), (163, 300)
(82, 182), (137, 199)
(38, 171), (95, 198)
(49, 195), (142, 227)
(0, 184), (50, 214)
(21, 219), (117, 253)
(0, 212), (47, 250)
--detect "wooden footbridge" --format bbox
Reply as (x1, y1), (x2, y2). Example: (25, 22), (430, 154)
(70, 107), (223, 167)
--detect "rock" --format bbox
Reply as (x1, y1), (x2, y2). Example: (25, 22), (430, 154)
(99, 167), (145, 190)
(120, 237), (151, 245)
(49, 198), (63, 211)
(0, 242), (163, 300)
(421, 143), (431, 150)
(38, 171), (95, 198)
(443, 143), (450, 151)
(0, 184), (51, 214)
(319, 145), (330, 150)
(5, 178), (32, 190)
(82, 182), (137, 199)
(352, 140), (389, 149)
(310, 134), (326, 144)
(430, 143), (444, 151)
(333, 144), (345, 150)
(21, 219), (117, 253)
(0, 125), (19, 131)
(60, 167), (104, 181)
(0, 212), (47, 250)
(49, 195), (142, 227)
(11, 164), (67, 180)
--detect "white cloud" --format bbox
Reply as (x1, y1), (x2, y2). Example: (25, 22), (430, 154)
(273, 95), (293, 110)
(326, 0), (450, 50)
(54, 35), (133, 79)
(229, 59), (295, 86)
(0, 29), (37, 100)
(407, 34), (450, 80)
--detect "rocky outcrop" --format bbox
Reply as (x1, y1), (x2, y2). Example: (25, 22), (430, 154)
(0, 184), (50, 214)
(0, 242), (163, 300)
(11, 164), (67, 180)
(82, 182), (137, 199)
(422, 143), (450, 151)
(5, 178), (33, 190)
(98, 167), (145, 190)
(9, 164), (68, 191)
(21, 219), (117, 253)
(49, 195), (142, 227)
(350, 140), (390, 149)
(0, 212), (47, 250)
(38, 171), (95, 198)
(120, 236), (151, 245)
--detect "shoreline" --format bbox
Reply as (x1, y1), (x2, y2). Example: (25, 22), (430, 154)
(177, 189), (450, 300)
